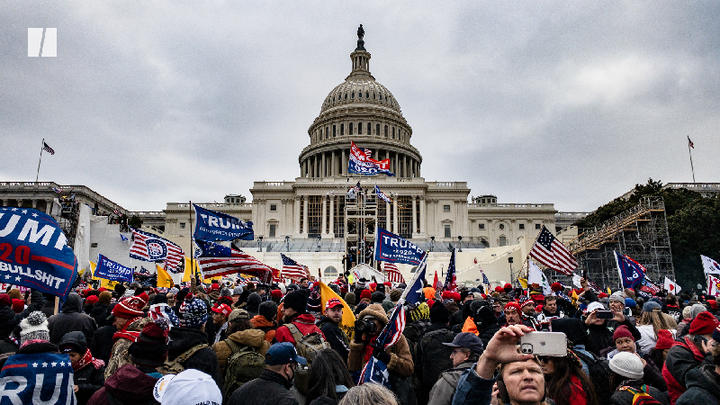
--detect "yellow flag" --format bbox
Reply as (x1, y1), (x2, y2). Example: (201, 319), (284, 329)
(183, 257), (199, 282)
(517, 278), (528, 289)
(571, 290), (579, 307)
(90, 262), (119, 289)
(606, 287), (612, 295)
(318, 281), (356, 341)
(156, 265), (174, 288)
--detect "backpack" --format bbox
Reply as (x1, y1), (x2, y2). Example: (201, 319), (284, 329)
(222, 339), (265, 399)
(618, 385), (663, 405)
(286, 322), (331, 395)
(157, 343), (208, 375)
(418, 328), (454, 387)
(574, 349), (613, 402)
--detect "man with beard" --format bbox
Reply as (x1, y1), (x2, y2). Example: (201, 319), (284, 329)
(275, 290), (325, 346)
(317, 298), (350, 362)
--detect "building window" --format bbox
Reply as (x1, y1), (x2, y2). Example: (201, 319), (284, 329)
(443, 205), (450, 212)
(499, 224), (505, 230)
(444, 225), (451, 238)
(478, 223), (485, 230)
(519, 223), (525, 230)
(325, 126), (329, 139)
(358, 122), (362, 134)
(398, 196), (413, 239)
(307, 196), (322, 238)
(349, 123), (353, 135)
(340, 124), (344, 135)
(535, 223), (541, 230)
(367, 123), (371, 135)
(384, 125), (388, 137)
(392, 127), (395, 139)
(499, 236), (507, 246)
(179, 223), (186, 229)
(333, 125), (336, 137)
(376, 123), (380, 135)
(269, 224), (276, 237)
(270, 204), (277, 212)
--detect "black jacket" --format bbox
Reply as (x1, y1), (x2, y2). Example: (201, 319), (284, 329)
(0, 290), (43, 341)
(89, 324), (116, 364)
(228, 369), (299, 405)
(48, 293), (97, 346)
(90, 303), (110, 327)
(610, 379), (669, 405)
(318, 316), (350, 363)
(167, 326), (222, 389)
(59, 331), (106, 405)
(584, 316), (640, 356)
(676, 365), (720, 405)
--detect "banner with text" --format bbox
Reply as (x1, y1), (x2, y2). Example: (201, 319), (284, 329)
(0, 207), (77, 301)
(374, 227), (425, 266)
(94, 254), (133, 283)
(348, 141), (395, 176)
(193, 204), (254, 241)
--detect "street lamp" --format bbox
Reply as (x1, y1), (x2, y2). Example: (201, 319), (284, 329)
(458, 236), (463, 252)
(430, 236), (435, 252)
(257, 236), (263, 252)
(285, 236), (290, 252)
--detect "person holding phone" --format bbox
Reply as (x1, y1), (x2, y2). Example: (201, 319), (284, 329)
(583, 301), (641, 356)
(452, 325), (549, 405)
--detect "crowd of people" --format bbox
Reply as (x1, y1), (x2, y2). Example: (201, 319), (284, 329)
(1, 274), (719, 405)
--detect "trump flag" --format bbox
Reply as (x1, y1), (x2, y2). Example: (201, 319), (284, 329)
(94, 254), (133, 283)
(614, 251), (646, 289)
(348, 142), (395, 176)
(193, 204), (254, 242)
(0, 207), (77, 301)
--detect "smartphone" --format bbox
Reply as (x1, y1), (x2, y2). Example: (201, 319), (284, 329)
(596, 310), (614, 319)
(519, 332), (567, 357)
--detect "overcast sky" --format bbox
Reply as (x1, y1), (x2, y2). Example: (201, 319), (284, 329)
(3, 1), (719, 213)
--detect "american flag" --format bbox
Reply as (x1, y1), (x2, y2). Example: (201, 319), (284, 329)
(42, 141), (55, 155)
(129, 228), (185, 273)
(376, 303), (406, 349)
(444, 249), (457, 292)
(383, 262), (404, 283)
(529, 226), (577, 276)
(195, 239), (274, 283)
(374, 185), (393, 204)
(281, 253), (308, 281)
(480, 269), (490, 286)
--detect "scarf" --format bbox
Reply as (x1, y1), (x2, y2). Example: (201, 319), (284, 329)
(73, 348), (105, 372)
(362, 335), (379, 364)
(112, 316), (143, 342)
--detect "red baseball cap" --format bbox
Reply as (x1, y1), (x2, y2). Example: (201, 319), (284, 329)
(325, 298), (343, 311)
(212, 303), (232, 317)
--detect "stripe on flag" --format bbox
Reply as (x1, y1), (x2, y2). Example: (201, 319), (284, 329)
(529, 225), (577, 276)
(383, 262), (404, 283)
(129, 228), (184, 273)
(281, 253), (309, 281)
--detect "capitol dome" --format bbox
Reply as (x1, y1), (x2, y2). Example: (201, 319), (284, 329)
(298, 28), (422, 179)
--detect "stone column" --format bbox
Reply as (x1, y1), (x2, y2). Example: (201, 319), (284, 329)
(329, 196), (335, 236)
(303, 197), (308, 234)
(294, 197), (301, 235)
(331, 151), (336, 177)
(322, 153), (326, 177)
(412, 195), (417, 234)
(393, 197), (398, 234)
(419, 196), (425, 234)
(321, 194), (327, 235)
(342, 149), (347, 176)
(386, 201), (391, 230)
(403, 156), (407, 178)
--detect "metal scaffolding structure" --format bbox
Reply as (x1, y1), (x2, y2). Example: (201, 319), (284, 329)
(345, 192), (377, 267)
(568, 196), (675, 290)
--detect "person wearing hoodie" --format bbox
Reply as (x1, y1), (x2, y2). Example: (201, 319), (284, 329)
(676, 325), (720, 405)
(474, 302), (501, 348)
(59, 331), (106, 405)
(252, 300), (279, 343)
(246, 292), (262, 318)
(91, 291), (112, 327)
(88, 322), (168, 405)
(275, 290), (325, 346)
(163, 293), (223, 389)
(48, 292), (98, 346)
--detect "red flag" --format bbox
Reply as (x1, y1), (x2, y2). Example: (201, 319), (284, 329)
(433, 270), (443, 291)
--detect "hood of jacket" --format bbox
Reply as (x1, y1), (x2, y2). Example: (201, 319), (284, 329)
(61, 293), (83, 314)
(227, 328), (267, 349)
(167, 326), (208, 357)
(251, 314), (276, 329)
(685, 364), (720, 397)
(104, 363), (158, 401)
(246, 293), (262, 313)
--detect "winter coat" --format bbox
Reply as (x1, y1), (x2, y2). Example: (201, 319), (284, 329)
(211, 328), (269, 375)
(90, 303), (109, 328)
(609, 379), (669, 405)
(661, 335), (712, 404)
(87, 364), (159, 405)
(104, 317), (150, 379)
(275, 314), (325, 346)
(584, 317), (641, 356)
(675, 364), (720, 405)
(48, 293), (98, 346)
(347, 334), (414, 377)
(251, 314), (277, 342)
(166, 326), (223, 389)
(417, 324), (454, 390)
(227, 369), (299, 405)
(59, 331), (105, 405)
(89, 324), (116, 364)
(0, 289), (43, 340)
(428, 360), (474, 405)
(451, 366), (556, 405)
(318, 316), (350, 363)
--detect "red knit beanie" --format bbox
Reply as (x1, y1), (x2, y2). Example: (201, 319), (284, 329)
(495, 286), (504, 293)
(270, 289), (283, 299)
(112, 295), (147, 319)
(655, 329), (674, 350)
(613, 325), (635, 342)
(360, 290), (372, 300)
(86, 295), (99, 305)
(0, 294), (11, 307)
(11, 299), (24, 314)
(504, 302), (521, 313)
(551, 282), (563, 292)
(689, 311), (720, 335)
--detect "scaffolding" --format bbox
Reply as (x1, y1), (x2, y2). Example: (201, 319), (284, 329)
(345, 191), (377, 268)
(568, 196), (675, 290)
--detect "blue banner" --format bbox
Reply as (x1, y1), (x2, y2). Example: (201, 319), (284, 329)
(0, 208), (77, 301)
(374, 227), (425, 266)
(193, 204), (254, 241)
(94, 254), (133, 283)
(0, 352), (76, 404)
(614, 251), (645, 289)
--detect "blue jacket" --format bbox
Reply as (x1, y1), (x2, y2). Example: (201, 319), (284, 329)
(451, 366), (494, 405)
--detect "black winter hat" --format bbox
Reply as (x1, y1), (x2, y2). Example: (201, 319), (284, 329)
(430, 301), (450, 324)
(128, 321), (168, 368)
(371, 291), (385, 304)
(284, 290), (308, 314)
(259, 300), (278, 322)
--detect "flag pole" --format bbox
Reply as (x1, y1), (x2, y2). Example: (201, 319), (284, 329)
(188, 201), (198, 286)
(687, 136), (696, 183)
(35, 138), (45, 183)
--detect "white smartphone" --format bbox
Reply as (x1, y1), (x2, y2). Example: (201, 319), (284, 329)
(519, 332), (567, 357)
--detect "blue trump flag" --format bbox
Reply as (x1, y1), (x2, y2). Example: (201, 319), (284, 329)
(94, 254), (133, 283)
(374, 227), (425, 266)
(400, 254), (428, 306)
(614, 251), (646, 289)
(193, 204), (254, 241)
(0, 208), (77, 301)
(0, 351), (76, 404)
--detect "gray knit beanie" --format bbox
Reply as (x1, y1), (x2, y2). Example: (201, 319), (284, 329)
(19, 311), (50, 344)
(609, 351), (644, 380)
